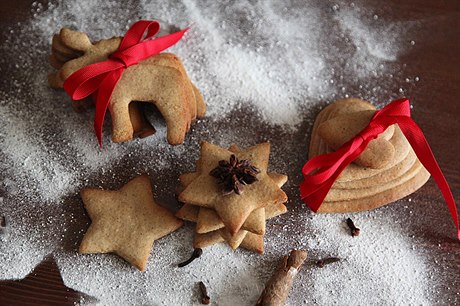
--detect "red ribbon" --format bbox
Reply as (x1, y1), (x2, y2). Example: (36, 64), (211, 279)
(63, 20), (189, 146)
(300, 98), (460, 239)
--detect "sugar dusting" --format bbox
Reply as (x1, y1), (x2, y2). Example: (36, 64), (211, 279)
(0, 0), (436, 305)
(306, 213), (430, 304)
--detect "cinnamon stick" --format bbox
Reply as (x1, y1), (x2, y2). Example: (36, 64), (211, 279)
(255, 249), (307, 306)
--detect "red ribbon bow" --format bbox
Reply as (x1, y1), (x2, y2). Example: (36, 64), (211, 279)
(300, 98), (460, 239)
(63, 20), (189, 146)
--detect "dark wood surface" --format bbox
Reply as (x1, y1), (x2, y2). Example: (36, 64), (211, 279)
(0, 0), (459, 305)
(0, 256), (96, 305)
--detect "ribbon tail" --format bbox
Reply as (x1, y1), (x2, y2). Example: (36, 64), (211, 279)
(127, 27), (190, 61)
(93, 70), (123, 147)
(397, 117), (460, 239)
(148, 27), (189, 50)
(300, 178), (335, 212)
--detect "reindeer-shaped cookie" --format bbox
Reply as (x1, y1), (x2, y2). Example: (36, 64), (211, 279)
(48, 28), (205, 144)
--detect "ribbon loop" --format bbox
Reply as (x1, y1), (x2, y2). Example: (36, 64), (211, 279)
(63, 20), (189, 147)
(300, 98), (460, 239)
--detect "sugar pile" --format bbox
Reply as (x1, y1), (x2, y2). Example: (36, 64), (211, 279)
(0, 0), (436, 305)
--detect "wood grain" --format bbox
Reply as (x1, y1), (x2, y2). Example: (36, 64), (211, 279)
(0, 256), (96, 305)
(0, 0), (459, 305)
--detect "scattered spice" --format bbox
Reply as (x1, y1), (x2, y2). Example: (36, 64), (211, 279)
(167, 24), (181, 33)
(178, 248), (203, 267)
(316, 257), (340, 268)
(0, 216), (6, 236)
(346, 218), (360, 237)
(209, 154), (260, 195)
(198, 281), (210, 305)
(256, 249), (307, 306)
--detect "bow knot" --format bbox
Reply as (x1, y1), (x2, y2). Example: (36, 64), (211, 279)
(357, 117), (385, 141)
(300, 98), (459, 239)
(110, 51), (139, 68)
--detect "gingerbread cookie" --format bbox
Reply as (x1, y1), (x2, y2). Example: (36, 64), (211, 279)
(179, 142), (287, 234)
(79, 175), (183, 271)
(177, 142), (288, 253)
(48, 28), (205, 145)
(318, 110), (395, 168)
(191, 202), (287, 252)
(180, 172), (287, 235)
(309, 98), (430, 212)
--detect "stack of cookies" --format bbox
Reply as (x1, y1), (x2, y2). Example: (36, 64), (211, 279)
(309, 98), (430, 212)
(176, 142), (288, 253)
(48, 27), (205, 145)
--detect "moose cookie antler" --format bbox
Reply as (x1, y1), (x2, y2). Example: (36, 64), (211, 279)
(48, 21), (205, 145)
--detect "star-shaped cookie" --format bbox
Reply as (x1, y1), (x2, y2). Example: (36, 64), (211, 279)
(79, 175), (183, 271)
(177, 145), (287, 236)
(178, 142), (287, 234)
(178, 172), (287, 235)
(177, 198), (287, 252)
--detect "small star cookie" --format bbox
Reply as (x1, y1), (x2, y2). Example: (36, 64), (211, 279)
(178, 172), (287, 235)
(178, 142), (287, 234)
(176, 142), (288, 253)
(79, 175), (183, 271)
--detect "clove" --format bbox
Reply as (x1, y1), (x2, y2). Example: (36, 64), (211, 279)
(346, 218), (360, 237)
(316, 257), (340, 268)
(178, 248), (203, 267)
(198, 281), (210, 305)
(0, 216), (7, 236)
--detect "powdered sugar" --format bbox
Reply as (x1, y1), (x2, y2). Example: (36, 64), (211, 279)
(0, 101), (77, 201)
(0, 0), (439, 305)
(306, 212), (430, 304)
(334, 7), (416, 79)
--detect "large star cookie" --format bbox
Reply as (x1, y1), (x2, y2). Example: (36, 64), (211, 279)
(79, 175), (183, 271)
(176, 172), (288, 252)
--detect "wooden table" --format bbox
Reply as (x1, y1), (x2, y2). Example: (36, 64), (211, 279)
(0, 0), (459, 305)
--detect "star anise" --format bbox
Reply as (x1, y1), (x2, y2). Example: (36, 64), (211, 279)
(209, 154), (260, 195)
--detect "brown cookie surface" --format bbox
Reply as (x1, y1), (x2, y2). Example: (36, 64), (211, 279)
(309, 98), (430, 213)
(177, 144), (288, 252)
(178, 142), (287, 234)
(48, 28), (205, 145)
(318, 110), (395, 169)
(79, 175), (183, 271)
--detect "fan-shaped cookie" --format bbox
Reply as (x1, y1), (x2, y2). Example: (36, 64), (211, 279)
(309, 98), (430, 213)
